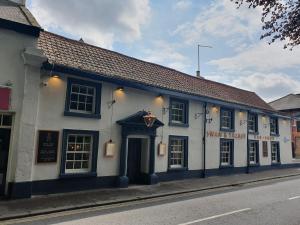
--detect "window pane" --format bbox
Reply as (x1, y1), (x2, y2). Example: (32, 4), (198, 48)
(171, 100), (186, 124)
(69, 83), (96, 114)
(65, 134), (93, 173)
(220, 139), (233, 166)
(170, 138), (185, 168)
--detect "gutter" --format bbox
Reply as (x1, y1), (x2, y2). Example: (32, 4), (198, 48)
(203, 102), (207, 178)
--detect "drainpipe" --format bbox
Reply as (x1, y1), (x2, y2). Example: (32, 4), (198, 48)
(246, 110), (249, 174)
(203, 102), (207, 178)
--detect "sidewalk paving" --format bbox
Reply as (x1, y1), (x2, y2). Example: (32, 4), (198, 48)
(1, 167), (300, 221)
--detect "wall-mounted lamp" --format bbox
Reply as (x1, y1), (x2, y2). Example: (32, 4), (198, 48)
(162, 107), (169, 115)
(194, 112), (203, 119)
(51, 74), (60, 78)
(143, 111), (157, 128)
(116, 86), (124, 91)
(206, 117), (213, 123)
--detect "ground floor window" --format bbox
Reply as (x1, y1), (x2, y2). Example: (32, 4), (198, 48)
(248, 140), (259, 165)
(271, 141), (280, 164)
(61, 129), (99, 176)
(220, 139), (234, 167)
(168, 136), (188, 169)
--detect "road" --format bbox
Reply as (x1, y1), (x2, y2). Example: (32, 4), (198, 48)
(4, 176), (300, 225)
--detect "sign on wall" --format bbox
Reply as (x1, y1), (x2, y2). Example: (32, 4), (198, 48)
(207, 131), (246, 139)
(36, 130), (59, 163)
(0, 87), (11, 110)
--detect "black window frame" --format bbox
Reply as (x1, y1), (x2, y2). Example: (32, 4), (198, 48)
(219, 138), (234, 168)
(220, 108), (235, 131)
(248, 140), (260, 166)
(270, 117), (279, 136)
(248, 113), (258, 134)
(60, 129), (99, 178)
(168, 135), (188, 171)
(169, 98), (189, 127)
(64, 77), (102, 119)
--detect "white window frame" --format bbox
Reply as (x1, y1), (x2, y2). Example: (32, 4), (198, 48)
(69, 84), (96, 114)
(221, 109), (234, 130)
(170, 101), (185, 124)
(65, 134), (93, 174)
(249, 141), (258, 164)
(169, 138), (185, 168)
(220, 139), (233, 166)
(271, 142), (280, 163)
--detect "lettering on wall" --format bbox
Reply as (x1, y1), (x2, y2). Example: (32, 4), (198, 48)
(36, 130), (59, 163)
(253, 135), (275, 141)
(206, 131), (246, 139)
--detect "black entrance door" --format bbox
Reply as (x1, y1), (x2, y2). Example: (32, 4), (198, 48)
(127, 138), (142, 184)
(0, 129), (10, 195)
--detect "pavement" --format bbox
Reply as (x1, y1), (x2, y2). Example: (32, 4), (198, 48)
(1, 167), (300, 222)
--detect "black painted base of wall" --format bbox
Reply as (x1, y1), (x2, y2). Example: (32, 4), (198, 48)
(7, 163), (300, 199)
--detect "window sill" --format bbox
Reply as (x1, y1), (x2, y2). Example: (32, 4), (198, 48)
(64, 111), (101, 119)
(167, 167), (188, 172)
(168, 122), (189, 128)
(220, 128), (235, 132)
(59, 172), (97, 179)
(248, 163), (260, 167)
(219, 165), (234, 169)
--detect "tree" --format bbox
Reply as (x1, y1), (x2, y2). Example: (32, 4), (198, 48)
(233, 0), (300, 49)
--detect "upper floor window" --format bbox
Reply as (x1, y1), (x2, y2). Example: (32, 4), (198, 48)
(168, 136), (188, 169)
(270, 117), (279, 136)
(220, 108), (234, 130)
(248, 113), (258, 133)
(64, 78), (101, 119)
(169, 98), (189, 126)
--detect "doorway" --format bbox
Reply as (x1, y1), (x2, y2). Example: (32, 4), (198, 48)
(0, 128), (10, 195)
(127, 137), (149, 184)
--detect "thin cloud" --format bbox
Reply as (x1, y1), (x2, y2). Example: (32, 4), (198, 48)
(30, 0), (151, 49)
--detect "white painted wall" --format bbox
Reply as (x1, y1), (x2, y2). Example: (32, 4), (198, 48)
(0, 28), (295, 186)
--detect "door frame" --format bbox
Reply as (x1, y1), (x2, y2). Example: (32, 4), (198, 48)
(126, 135), (150, 182)
(0, 112), (13, 196)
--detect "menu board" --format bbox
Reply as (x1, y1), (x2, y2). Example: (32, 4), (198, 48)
(37, 130), (59, 163)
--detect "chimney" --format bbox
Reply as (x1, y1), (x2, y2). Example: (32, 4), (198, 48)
(10, 0), (26, 5)
(196, 70), (204, 79)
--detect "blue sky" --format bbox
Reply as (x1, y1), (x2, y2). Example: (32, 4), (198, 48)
(27, 0), (300, 102)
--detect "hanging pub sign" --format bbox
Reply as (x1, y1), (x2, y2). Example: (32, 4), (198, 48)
(37, 130), (59, 163)
(0, 87), (11, 110)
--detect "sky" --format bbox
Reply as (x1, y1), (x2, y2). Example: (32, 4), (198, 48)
(27, 0), (300, 102)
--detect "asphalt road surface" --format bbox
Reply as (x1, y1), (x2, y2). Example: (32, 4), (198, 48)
(4, 176), (300, 225)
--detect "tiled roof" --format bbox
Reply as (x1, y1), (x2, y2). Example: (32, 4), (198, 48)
(269, 94), (300, 111)
(0, 0), (40, 27)
(38, 31), (275, 112)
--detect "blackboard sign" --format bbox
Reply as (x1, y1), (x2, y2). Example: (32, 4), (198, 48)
(37, 130), (59, 163)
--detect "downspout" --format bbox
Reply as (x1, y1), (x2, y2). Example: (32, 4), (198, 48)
(246, 110), (249, 174)
(203, 102), (207, 178)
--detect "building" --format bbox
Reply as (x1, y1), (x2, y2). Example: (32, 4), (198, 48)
(269, 94), (300, 158)
(0, 0), (298, 199)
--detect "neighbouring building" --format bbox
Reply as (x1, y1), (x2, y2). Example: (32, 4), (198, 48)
(0, 0), (298, 199)
(269, 94), (300, 158)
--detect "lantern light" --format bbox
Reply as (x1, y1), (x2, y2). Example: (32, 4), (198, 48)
(116, 86), (124, 91)
(143, 111), (157, 128)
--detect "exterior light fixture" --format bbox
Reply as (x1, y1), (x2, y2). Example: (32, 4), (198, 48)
(51, 74), (60, 78)
(143, 111), (157, 128)
(116, 86), (124, 91)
